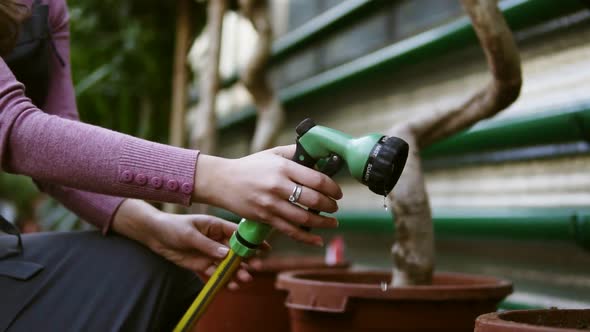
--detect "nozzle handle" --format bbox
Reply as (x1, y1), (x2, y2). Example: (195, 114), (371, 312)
(293, 139), (318, 169)
(292, 148), (343, 231)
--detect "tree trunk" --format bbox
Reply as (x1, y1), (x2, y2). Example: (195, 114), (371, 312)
(387, 0), (522, 286)
(187, 0), (227, 214)
(190, 0), (227, 155)
(163, 0), (192, 214)
(239, 0), (285, 153)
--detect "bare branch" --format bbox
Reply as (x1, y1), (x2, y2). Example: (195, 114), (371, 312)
(409, 0), (522, 148)
(163, 0), (193, 214)
(239, 0), (285, 152)
(190, 0), (228, 155)
(387, 0), (522, 286)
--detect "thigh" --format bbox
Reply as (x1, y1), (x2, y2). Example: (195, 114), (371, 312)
(0, 231), (202, 332)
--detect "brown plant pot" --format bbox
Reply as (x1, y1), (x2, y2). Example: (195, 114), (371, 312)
(475, 309), (590, 331)
(194, 257), (348, 332)
(275, 269), (512, 332)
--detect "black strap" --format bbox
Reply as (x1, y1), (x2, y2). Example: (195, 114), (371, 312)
(47, 32), (65, 67)
(4, 0), (53, 107)
(0, 214), (23, 259)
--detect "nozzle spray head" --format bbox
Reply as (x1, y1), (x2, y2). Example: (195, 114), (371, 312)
(361, 135), (409, 196)
(295, 118), (409, 196)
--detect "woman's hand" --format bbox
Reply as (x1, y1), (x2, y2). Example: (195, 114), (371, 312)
(112, 199), (251, 290)
(193, 145), (343, 246)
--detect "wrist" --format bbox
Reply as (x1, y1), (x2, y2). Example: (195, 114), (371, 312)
(193, 154), (230, 206)
(112, 199), (162, 249)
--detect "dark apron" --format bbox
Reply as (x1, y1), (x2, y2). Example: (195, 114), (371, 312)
(4, 0), (63, 108)
(0, 1), (54, 328)
(0, 0), (52, 275)
(0, 0), (53, 265)
(0, 4), (201, 330)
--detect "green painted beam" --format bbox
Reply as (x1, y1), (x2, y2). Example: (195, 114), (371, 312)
(499, 299), (543, 310)
(422, 102), (590, 158)
(218, 0), (587, 130)
(271, 0), (380, 62)
(333, 208), (590, 251)
(191, 0), (378, 105)
(212, 207), (590, 250)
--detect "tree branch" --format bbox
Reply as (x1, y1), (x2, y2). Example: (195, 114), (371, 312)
(387, 0), (522, 286)
(409, 0), (522, 148)
(239, 0), (285, 152)
(190, 0), (227, 155)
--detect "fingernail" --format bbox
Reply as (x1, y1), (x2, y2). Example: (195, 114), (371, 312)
(205, 266), (216, 276)
(217, 246), (229, 258)
(314, 238), (324, 247)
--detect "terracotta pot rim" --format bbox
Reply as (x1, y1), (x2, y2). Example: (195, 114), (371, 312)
(277, 269), (511, 293)
(476, 309), (590, 332)
(276, 270), (512, 312)
(248, 256), (349, 273)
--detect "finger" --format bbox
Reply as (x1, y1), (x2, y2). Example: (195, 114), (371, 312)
(195, 215), (238, 240)
(186, 257), (214, 274)
(237, 269), (252, 283)
(268, 215), (324, 246)
(282, 181), (338, 213)
(260, 241), (272, 251)
(286, 163), (343, 199)
(248, 258), (263, 271)
(204, 265), (217, 277)
(272, 199), (338, 229)
(269, 144), (296, 159)
(184, 230), (230, 260)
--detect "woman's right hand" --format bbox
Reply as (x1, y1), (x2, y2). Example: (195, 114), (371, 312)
(193, 145), (343, 246)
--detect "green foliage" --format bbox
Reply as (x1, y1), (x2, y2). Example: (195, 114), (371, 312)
(32, 1), (205, 230)
(69, 0), (180, 142)
(37, 198), (94, 231)
(0, 173), (38, 219)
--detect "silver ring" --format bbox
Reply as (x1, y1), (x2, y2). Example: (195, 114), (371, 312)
(288, 184), (303, 203)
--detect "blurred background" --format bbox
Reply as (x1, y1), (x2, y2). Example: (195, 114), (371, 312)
(2, 0), (590, 311)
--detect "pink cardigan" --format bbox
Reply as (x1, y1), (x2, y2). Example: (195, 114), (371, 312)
(0, 0), (199, 233)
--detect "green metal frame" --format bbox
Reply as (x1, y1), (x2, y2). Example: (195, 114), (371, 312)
(271, 0), (380, 63)
(423, 102), (590, 158)
(217, 0), (587, 131)
(192, 0), (380, 104)
(333, 208), (590, 250)
(212, 207), (590, 250)
(500, 299), (543, 310)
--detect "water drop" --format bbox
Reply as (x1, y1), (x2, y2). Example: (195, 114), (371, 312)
(383, 196), (388, 211)
(380, 281), (388, 292)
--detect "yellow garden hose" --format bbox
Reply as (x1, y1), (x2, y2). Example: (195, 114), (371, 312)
(173, 249), (243, 332)
(172, 118), (409, 331)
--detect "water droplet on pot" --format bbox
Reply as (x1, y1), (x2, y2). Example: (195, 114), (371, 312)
(380, 281), (388, 292)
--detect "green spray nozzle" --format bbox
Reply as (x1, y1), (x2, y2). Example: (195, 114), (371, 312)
(229, 118), (409, 257)
(295, 118), (409, 196)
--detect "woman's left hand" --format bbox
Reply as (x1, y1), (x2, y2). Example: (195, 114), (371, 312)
(112, 199), (253, 290)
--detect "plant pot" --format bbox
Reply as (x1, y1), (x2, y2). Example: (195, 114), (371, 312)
(275, 270), (512, 332)
(475, 309), (590, 331)
(194, 256), (348, 332)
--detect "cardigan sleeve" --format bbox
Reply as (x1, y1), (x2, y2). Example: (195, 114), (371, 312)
(0, 0), (199, 232)
(30, 0), (123, 233)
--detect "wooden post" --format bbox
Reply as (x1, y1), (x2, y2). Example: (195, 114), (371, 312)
(164, 0), (192, 213)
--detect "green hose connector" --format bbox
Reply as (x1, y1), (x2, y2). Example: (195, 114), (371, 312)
(229, 219), (273, 258)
